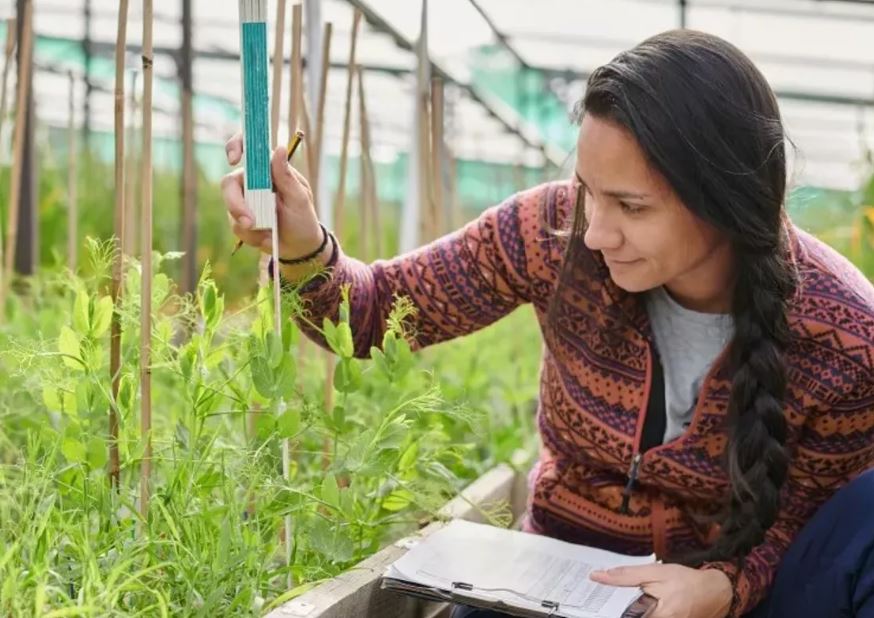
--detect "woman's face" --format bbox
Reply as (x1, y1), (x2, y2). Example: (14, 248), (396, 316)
(575, 114), (735, 312)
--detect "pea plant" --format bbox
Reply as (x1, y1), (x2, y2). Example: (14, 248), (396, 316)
(0, 239), (532, 616)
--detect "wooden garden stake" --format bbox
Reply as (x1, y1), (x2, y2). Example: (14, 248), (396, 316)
(66, 71), (78, 271)
(288, 3), (302, 137)
(124, 70), (139, 258)
(140, 0), (155, 524)
(322, 11), (361, 474)
(0, 18), (17, 160)
(313, 21), (332, 187)
(0, 1), (32, 321)
(429, 77), (445, 237)
(357, 68), (381, 259)
(270, 0), (287, 148)
(331, 9), (361, 238)
(109, 0), (130, 490)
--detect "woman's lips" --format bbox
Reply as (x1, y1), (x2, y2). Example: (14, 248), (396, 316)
(604, 256), (642, 266)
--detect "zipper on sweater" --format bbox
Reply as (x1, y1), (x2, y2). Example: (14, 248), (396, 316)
(621, 340), (653, 515)
(620, 452), (642, 515)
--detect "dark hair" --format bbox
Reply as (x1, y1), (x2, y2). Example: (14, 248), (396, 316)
(553, 29), (798, 564)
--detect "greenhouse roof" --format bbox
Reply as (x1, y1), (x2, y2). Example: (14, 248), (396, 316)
(2, 0), (874, 191)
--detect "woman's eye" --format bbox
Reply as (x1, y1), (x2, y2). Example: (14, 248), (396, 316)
(620, 201), (645, 215)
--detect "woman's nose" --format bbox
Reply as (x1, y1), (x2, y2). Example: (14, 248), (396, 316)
(583, 198), (623, 252)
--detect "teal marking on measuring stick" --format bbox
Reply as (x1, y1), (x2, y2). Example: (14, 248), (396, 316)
(241, 21), (271, 191)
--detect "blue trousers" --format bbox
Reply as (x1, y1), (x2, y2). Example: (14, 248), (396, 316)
(450, 468), (874, 618)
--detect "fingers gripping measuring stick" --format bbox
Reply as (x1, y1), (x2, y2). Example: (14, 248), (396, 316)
(232, 130), (304, 256)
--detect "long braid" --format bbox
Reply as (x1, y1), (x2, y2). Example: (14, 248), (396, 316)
(706, 244), (796, 562)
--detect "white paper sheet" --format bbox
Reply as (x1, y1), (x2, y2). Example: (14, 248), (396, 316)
(384, 519), (656, 618)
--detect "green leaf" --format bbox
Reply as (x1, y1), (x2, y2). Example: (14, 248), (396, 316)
(117, 374), (135, 415)
(394, 336), (414, 380)
(266, 331), (284, 369)
(205, 345), (226, 368)
(382, 331), (398, 363)
(179, 346), (197, 383)
(359, 450), (397, 476)
(282, 319), (296, 352)
(321, 474), (340, 509)
(322, 318), (338, 354)
(42, 386), (62, 411)
(75, 381), (94, 417)
(200, 283), (224, 331)
(90, 295), (113, 338)
(378, 416), (410, 451)
(399, 441), (418, 472)
(308, 516), (354, 563)
(62, 390), (77, 416)
(336, 322), (354, 358)
(276, 356), (297, 400)
(247, 333), (262, 357)
(369, 346), (388, 373)
(333, 358), (362, 394)
(86, 437), (107, 469)
(255, 411), (276, 438)
(381, 488), (414, 512)
(58, 326), (83, 370)
(61, 438), (87, 464)
(72, 289), (91, 335)
(153, 273), (171, 306)
(343, 429), (373, 473)
(331, 405), (346, 432)
(276, 407), (301, 438)
(250, 355), (274, 399)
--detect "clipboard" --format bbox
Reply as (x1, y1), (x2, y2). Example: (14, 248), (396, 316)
(378, 517), (660, 618)
(380, 576), (658, 618)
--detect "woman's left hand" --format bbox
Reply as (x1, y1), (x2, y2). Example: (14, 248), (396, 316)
(590, 563), (733, 618)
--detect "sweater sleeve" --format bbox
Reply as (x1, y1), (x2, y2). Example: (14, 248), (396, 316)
(701, 375), (874, 616)
(286, 183), (563, 357)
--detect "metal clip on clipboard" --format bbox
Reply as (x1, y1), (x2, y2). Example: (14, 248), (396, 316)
(450, 581), (563, 617)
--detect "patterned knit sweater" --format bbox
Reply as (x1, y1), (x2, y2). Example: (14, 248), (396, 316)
(290, 181), (874, 616)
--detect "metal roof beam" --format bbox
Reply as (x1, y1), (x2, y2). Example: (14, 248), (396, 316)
(344, 0), (566, 167)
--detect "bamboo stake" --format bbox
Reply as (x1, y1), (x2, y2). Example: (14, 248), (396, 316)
(0, 18), (17, 155)
(413, 0), (432, 245)
(430, 77), (445, 238)
(356, 67), (370, 260)
(300, 87), (316, 185)
(314, 32), (334, 471)
(288, 3), (302, 136)
(139, 0), (155, 524)
(321, 12), (360, 473)
(109, 0), (130, 490)
(313, 21), (332, 186)
(124, 70), (139, 258)
(1, 1), (32, 319)
(270, 0), (287, 148)
(286, 5), (305, 581)
(180, 0), (197, 296)
(331, 10), (361, 241)
(296, 94), (315, 368)
(66, 71), (78, 271)
(357, 67), (380, 259)
(0, 19), (13, 314)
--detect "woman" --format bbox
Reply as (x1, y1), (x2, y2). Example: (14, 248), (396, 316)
(222, 29), (874, 618)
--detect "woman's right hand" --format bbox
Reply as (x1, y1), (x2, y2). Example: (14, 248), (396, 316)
(222, 132), (327, 263)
